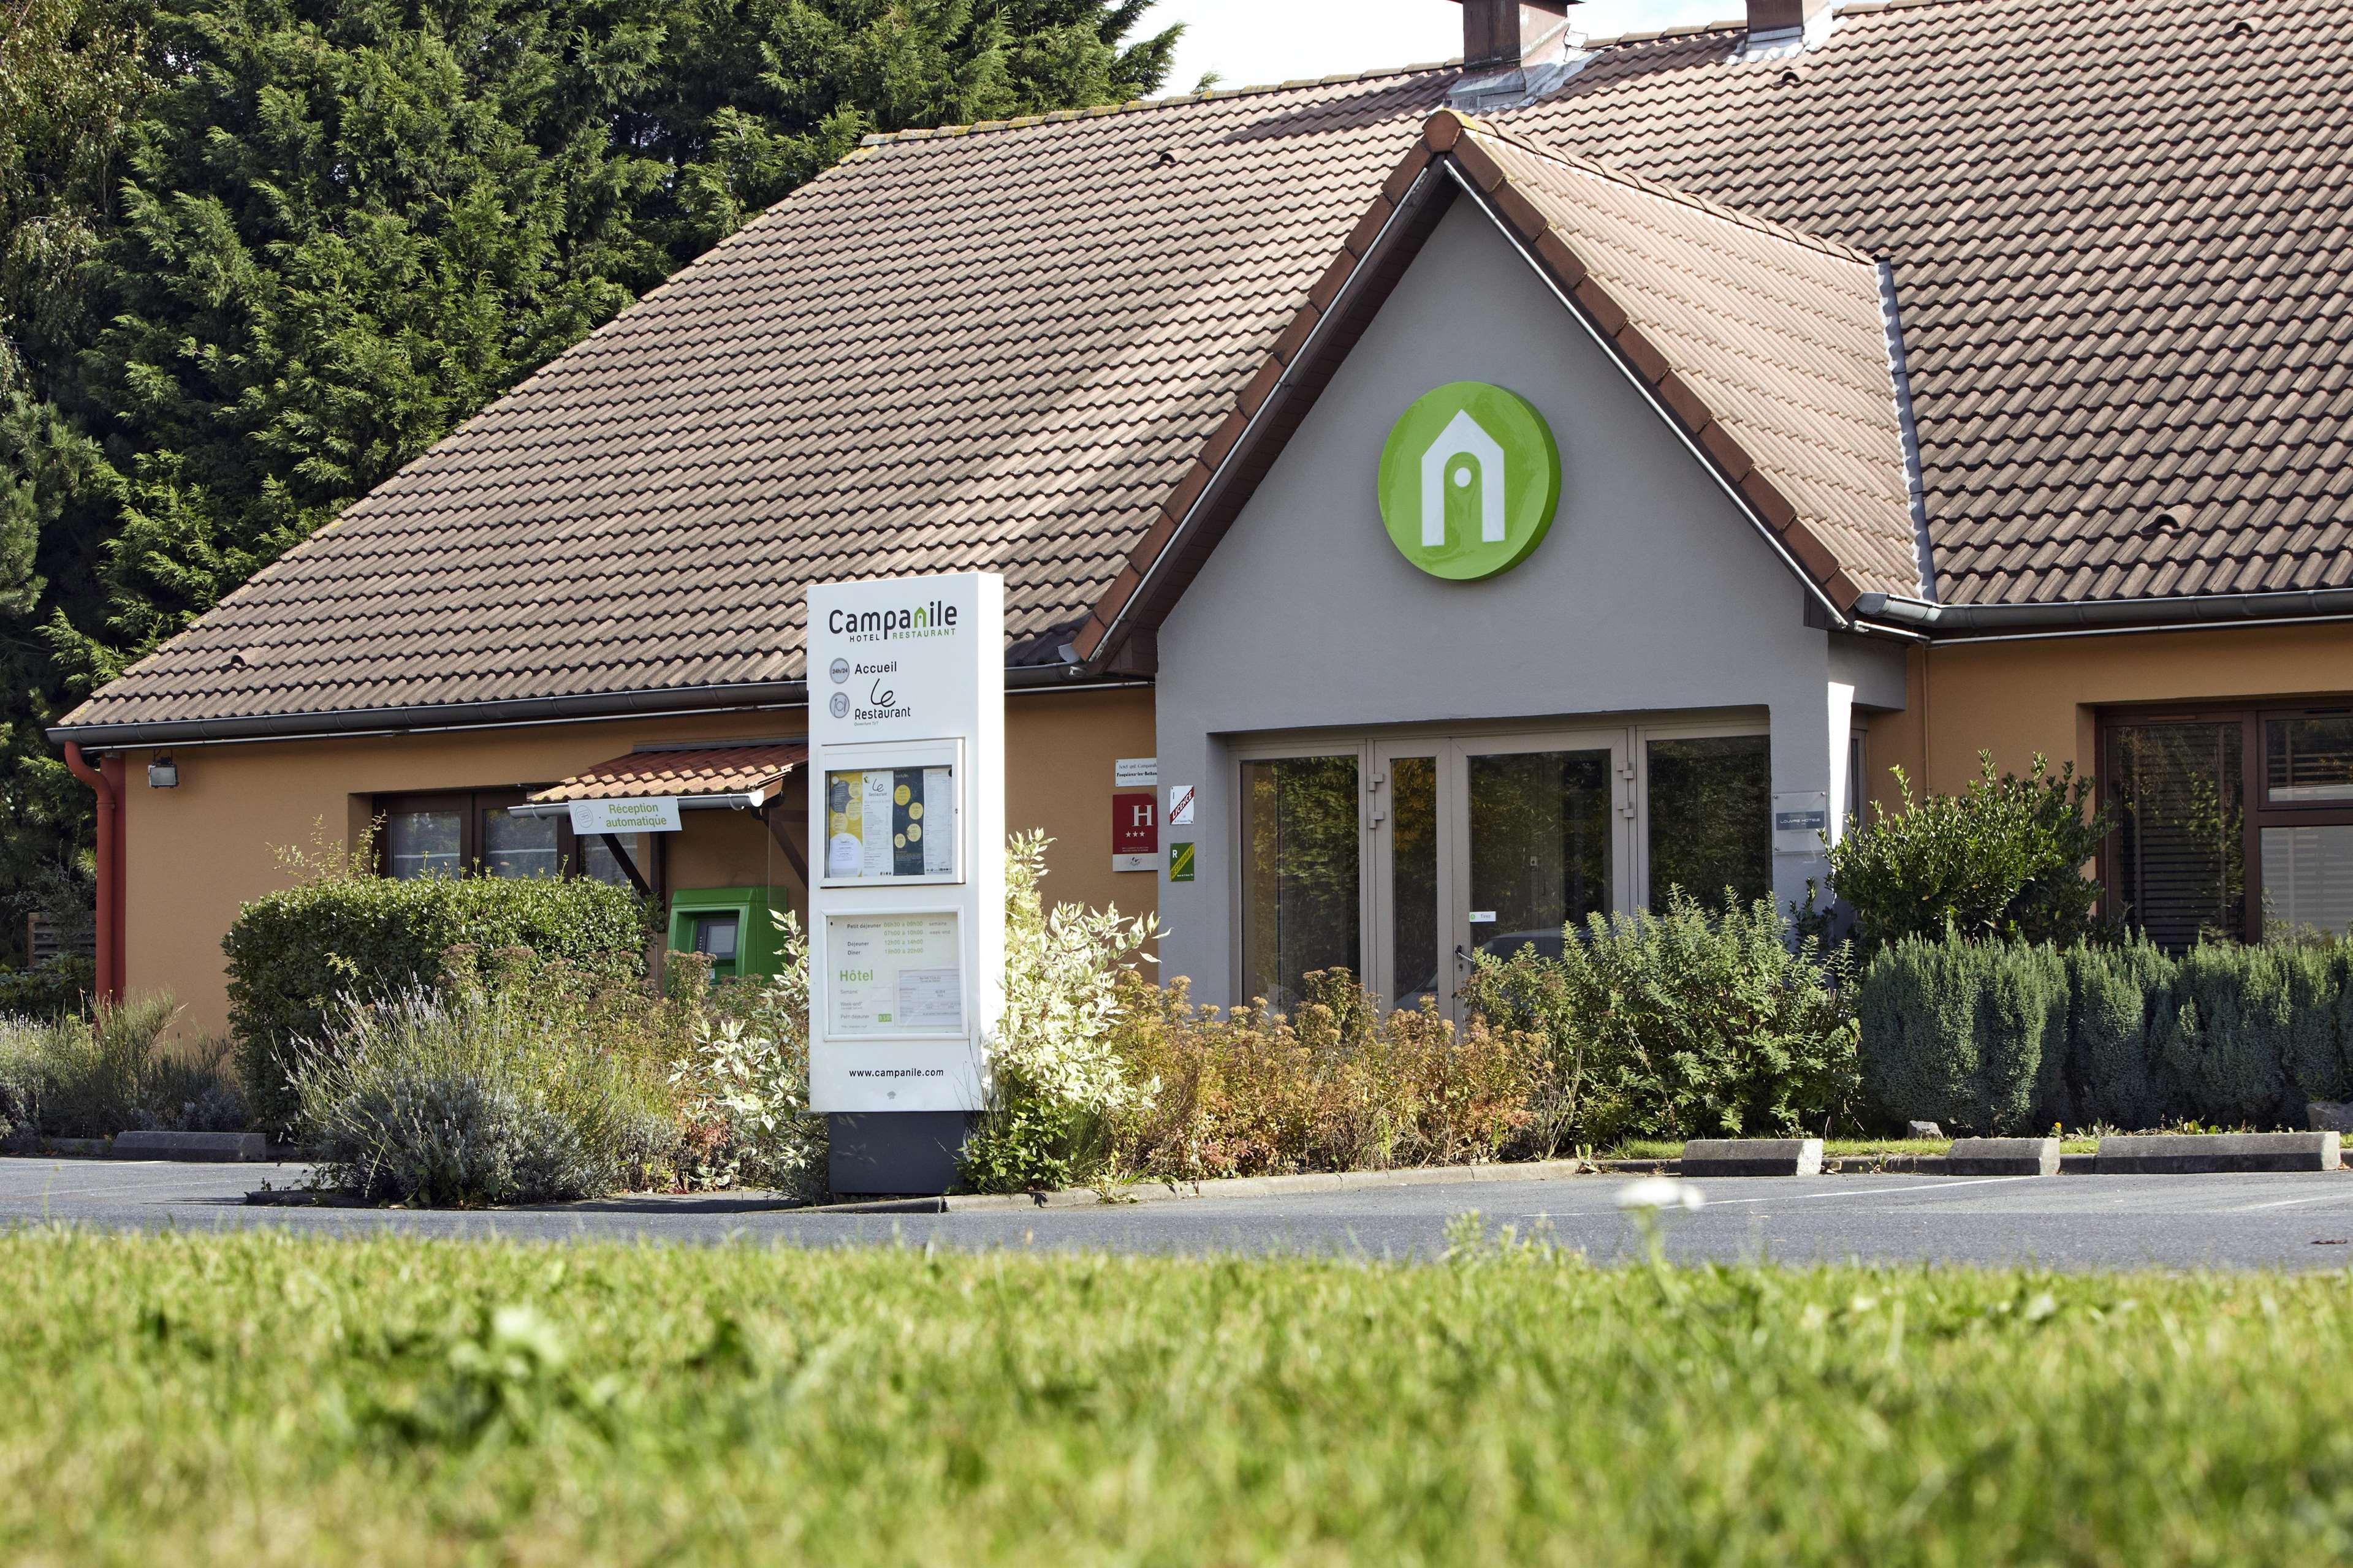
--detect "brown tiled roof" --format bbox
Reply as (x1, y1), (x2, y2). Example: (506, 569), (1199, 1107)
(1076, 110), (1917, 647)
(59, 0), (2353, 735)
(526, 743), (807, 805)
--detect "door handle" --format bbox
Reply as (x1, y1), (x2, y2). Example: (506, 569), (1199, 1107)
(1454, 943), (1475, 968)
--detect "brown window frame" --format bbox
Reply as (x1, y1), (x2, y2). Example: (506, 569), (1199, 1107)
(374, 788), (596, 881)
(2098, 699), (2353, 944)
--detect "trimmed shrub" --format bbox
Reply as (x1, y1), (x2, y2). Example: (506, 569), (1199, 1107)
(226, 874), (644, 1134)
(1463, 890), (1859, 1147)
(1859, 936), (2067, 1134)
(1827, 752), (2108, 957)
(2065, 939), (2176, 1129)
(292, 950), (679, 1206)
(2153, 942), (2352, 1129)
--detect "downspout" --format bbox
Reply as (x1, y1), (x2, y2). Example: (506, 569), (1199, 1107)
(61, 742), (121, 1003)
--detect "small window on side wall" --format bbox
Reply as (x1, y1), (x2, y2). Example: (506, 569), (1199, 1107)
(374, 789), (621, 884)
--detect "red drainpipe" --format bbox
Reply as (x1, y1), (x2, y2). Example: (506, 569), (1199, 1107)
(61, 741), (123, 1002)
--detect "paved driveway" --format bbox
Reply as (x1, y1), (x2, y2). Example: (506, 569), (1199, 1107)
(11, 1157), (2353, 1268)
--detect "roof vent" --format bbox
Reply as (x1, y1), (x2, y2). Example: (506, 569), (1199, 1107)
(1741, 0), (1835, 58)
(2228, 14), (2260, 37)
(1447, 0), (1591, 110)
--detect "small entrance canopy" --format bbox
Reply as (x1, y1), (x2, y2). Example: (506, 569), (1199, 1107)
(512, 741), (808, 815)
(510, 741), (811, 890)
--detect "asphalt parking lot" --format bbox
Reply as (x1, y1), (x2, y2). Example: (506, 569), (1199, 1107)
(11, 1157), (2353, 1268)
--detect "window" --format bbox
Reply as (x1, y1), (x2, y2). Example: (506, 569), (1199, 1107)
(481, 805), (561, 879)
(1238, 754), (1362, 1010)
(2102, 705), (2353, 945)
(1645, 733), (1771, 909)
(375, 790), (630, 885)
(383, 806), (462, 879)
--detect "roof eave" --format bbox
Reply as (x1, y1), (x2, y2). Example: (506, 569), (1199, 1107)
(1855, 588), (2353, 640)
(47, 660), (1117, 752)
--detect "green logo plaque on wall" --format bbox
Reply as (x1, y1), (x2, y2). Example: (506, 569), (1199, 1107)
(1377, 381), (1560, 580)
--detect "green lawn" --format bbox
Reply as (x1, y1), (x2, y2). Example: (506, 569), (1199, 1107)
(5, 1229), (2352, 1564)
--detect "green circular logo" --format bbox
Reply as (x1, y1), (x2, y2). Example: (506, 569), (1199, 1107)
(1377, 382), (1560, 580)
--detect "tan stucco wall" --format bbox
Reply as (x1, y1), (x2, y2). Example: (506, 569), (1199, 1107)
(1861, 623), (2353, 813)
(115, 684), (1155, 1039)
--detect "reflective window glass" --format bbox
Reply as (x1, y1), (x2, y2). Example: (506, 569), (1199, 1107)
(1646, 734), (1771, 911)
(1467, 748), (1611, 958)
(579, 833), (630, 887)
(1240, 755), (1361, 1010)
(384, 809), (462, 880)
(2262, 826), (2353, 939)
(2108, 722), (2245, 949)
(2266, 716), (2353, 804)
(1388, 756), (1440, 1010)
(481, 807), (560, 879)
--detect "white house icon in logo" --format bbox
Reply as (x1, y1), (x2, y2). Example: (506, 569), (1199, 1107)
(1418, 409), (1507, 548)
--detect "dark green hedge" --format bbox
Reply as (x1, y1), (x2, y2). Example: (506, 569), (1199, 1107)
(1858, 936), (2067, 1135)
(1860, 934), (2353, 1134)
(224, 876), (645, 1134)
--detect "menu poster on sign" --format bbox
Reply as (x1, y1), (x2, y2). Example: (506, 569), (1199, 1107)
(823, 766), (956, 880)
(827, 912), (964, 1036)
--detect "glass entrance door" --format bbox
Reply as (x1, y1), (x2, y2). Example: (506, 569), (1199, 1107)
(1242, 722), (1754, 1018)
(1450, 735), (1630, 1004)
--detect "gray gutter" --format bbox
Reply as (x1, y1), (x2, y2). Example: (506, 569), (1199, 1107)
(1853, 587), (2353, 637)
(48, 661), (1120, 753)
(507, 789), (773, 819)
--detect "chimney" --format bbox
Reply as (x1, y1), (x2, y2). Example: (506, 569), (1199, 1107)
(1745, 0), (1833, 49)
(1452, 0), (1578, 73)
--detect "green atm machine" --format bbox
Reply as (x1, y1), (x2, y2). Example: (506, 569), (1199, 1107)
(667, 887), (789, 981)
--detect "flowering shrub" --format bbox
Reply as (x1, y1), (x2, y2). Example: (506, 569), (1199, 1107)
(671, 914), (827, 1199)
(1109, 970), (1545, 1180)
(959, 833), (1160, 1192)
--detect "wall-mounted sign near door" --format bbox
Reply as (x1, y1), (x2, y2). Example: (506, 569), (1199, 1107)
(1377, 381), (1560, 580)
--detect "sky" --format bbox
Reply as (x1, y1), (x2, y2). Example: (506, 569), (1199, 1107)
(1155, 0), (1738, 94)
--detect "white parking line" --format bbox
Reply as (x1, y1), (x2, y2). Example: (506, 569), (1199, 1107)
(2229, 1190), (2353, 1213)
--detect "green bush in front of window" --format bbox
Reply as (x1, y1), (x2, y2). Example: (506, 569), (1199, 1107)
(1826, 751), (2108, 958)
(1462, 890), (1860, 1146)
(226, 874), (645, 1135)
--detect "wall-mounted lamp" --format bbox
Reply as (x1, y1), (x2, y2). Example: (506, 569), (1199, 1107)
(146, 755), (179, 789)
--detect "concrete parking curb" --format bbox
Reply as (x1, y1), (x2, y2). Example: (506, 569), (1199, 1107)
(2097, 1132), (2342, 1174)
(1679, 1138), (1823, 1177)
(1945, 1137), (2061, 1176)
(111, 1131), (272, 1162)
